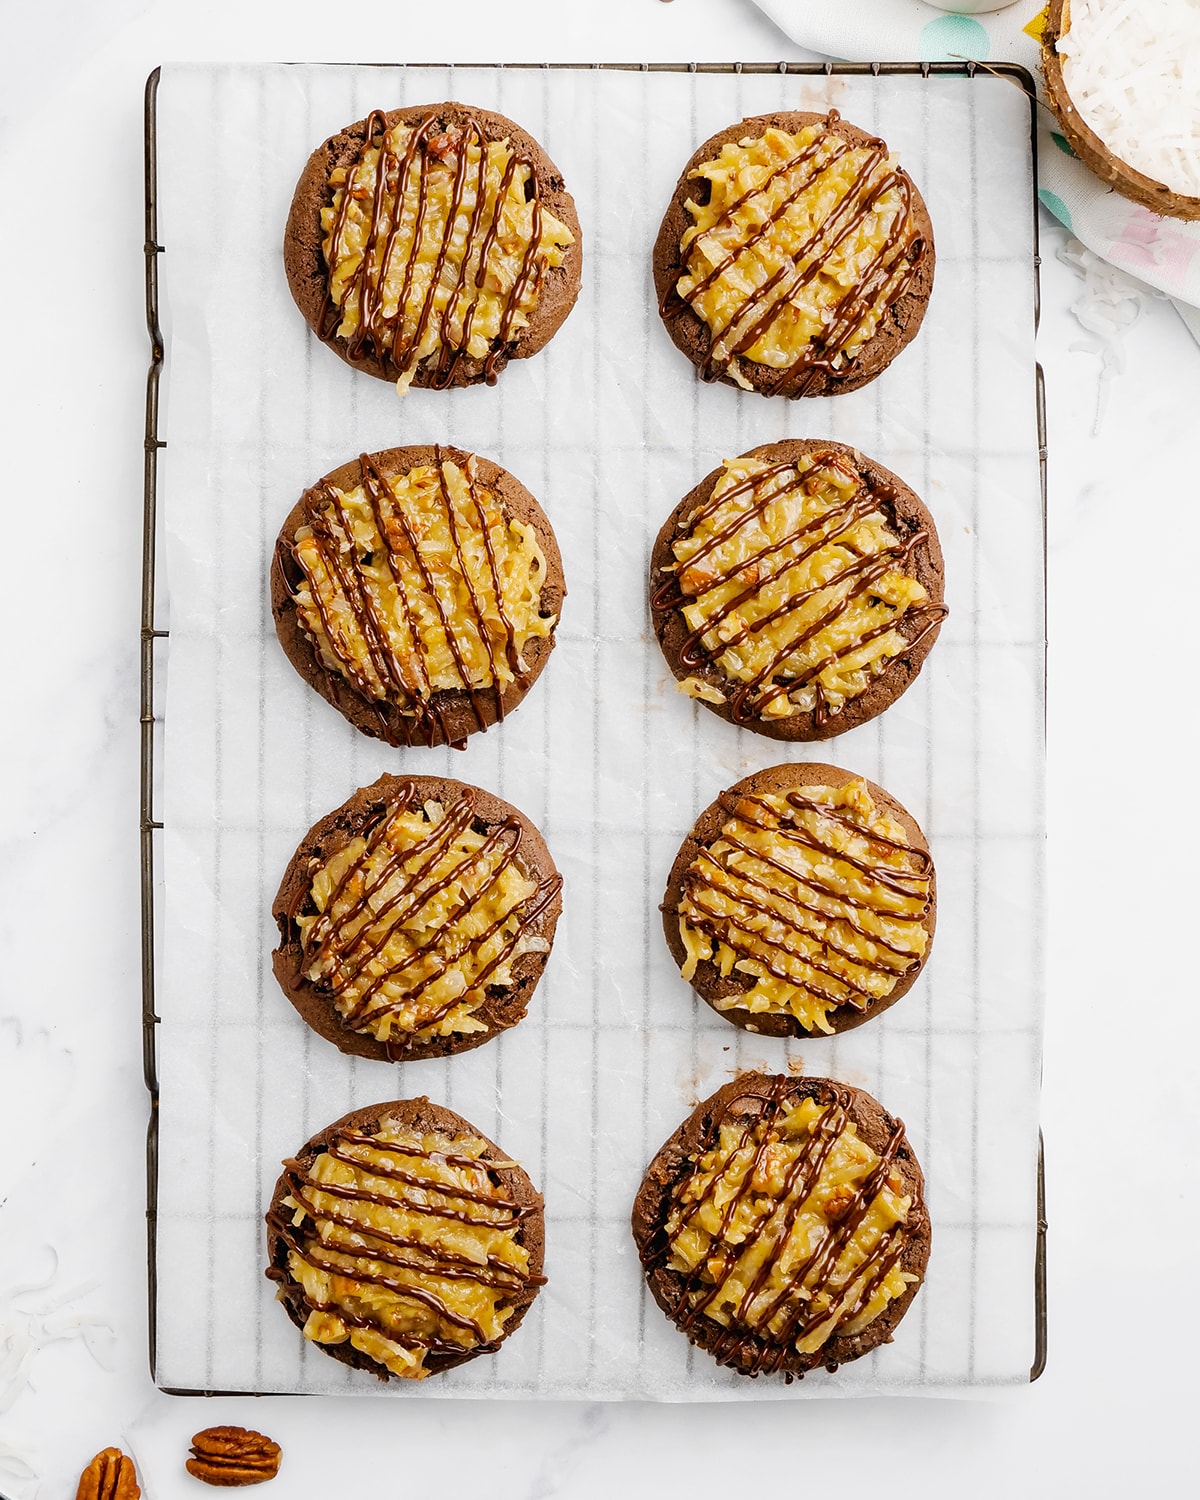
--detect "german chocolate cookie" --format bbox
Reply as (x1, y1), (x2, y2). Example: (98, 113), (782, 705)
(272, 774), (562, 1063)
(271, 445), (565, 749)
(632, 1074), (930, 1379)
(284, 102), (582, 389)
(663, 764), (935, 1038)
(266, 1099), (546, 1380)
(650, 440), (945, 740)
(653, 110), (934, 398)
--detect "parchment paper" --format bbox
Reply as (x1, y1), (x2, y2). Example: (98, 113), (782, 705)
(153, 62), (1044, 1399)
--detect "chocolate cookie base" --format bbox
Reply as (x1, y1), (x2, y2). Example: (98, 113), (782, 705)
(271, 445), (565, 749)
(631, 1073), (930, 1379)
(662, 763), (936, 1038)
(265, 1098), (545, 1380)
(652, 111), (934, 399)
(272, 774), (562, 1063)
(650, 439), (945, 742)
(284, 101), (583, 388)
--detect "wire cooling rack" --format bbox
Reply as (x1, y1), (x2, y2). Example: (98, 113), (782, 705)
(142, 60), (1047, 1397)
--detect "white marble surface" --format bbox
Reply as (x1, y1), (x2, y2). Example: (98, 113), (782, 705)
(1, 0), (1198, 1495)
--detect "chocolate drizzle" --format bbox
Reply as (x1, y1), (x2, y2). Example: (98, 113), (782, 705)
(641, 1078), (911, 1376)
(653, 452), (947, 726)
(664, 111), (927, 396)
(679, 784), (930, 1022)
(298, 781), (562, 1052)
(321, 110), (555, 385)
(266, 1122), (545, 1367)
(288, 450), (541, 748)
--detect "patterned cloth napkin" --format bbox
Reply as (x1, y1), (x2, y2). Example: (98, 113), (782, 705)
(750, 0), (1200, 326)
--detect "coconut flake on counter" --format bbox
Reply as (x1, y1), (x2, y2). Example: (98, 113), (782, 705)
(0, 1444), (39, 1500)
(1057, 237), (1165, 431)
(1058, 0), (1200, 197)
(0, 1246), (116, 1417)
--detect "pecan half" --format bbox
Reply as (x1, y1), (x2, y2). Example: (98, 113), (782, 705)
(76, 1448), (140, 1500)
(425, 128), (465, 162)
(823, 1182), (858, 1222)
(186, 1427), (281, 1487)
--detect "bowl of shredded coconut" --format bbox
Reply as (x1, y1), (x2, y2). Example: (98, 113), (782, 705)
(1042, 0), (1200, 220)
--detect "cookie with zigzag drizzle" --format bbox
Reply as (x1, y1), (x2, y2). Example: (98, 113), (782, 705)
(662, 762), (935, 1039)
(272, 774), (562, 1063)
(653, 110), (934, 398)
(632, 1073), (930, 1379)
(271, 445), (565, 749)
(266, 1098), (545, 1380)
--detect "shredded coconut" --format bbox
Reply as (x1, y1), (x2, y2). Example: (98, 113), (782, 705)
(1058, 0), (1200, 196)
(0, 1444), (39, 1500)
(0, 1247), (116, 1417)
(1057, 237), (1163, 430)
